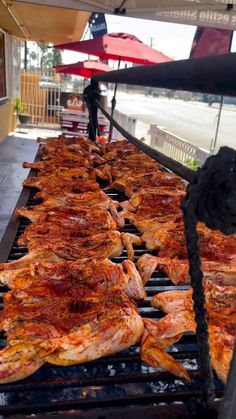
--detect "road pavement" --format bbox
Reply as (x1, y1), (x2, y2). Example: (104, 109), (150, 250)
(108, 92), (236, 152)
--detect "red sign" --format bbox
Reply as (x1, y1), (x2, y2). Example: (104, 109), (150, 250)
(190, 27), (233, 58)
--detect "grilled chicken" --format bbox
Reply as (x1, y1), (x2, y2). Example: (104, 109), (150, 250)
(141, 224), (183, 251)
(137, 222), (236, 262)
(37, 135), (101, 155)
(127, 214), (181, 234)
(16, 205), (123, 231)
(101, 161), (162, 183)
(23, 177), (100, 198)
(24, 166), (97, 180)
(140, 329), (190, 382)
(23, 158), (91, 171)
(151, 280), (236, 317)
(103, 140), (138, 156)
(26, 231), (142, 261)
(20, 190), (118, 209)
(137, 255), (236, 286)
(157, 226), (236, 262)
(0, 250), (64, 271)
(22, 165), (109, 183)
(0, 259), (146, 300)
(0, 231), (142, 271)
(16, 194), (123, 231)
(121, 188), (184, 220)
(0, 292), (144, 383)
(106, 172), (185, 197)
(148, 281), (236, 383)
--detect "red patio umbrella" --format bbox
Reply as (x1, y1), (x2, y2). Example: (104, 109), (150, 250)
(55, 32), (172, 65)
(55, 33), (173, 140)
(54, 59), (113, 78)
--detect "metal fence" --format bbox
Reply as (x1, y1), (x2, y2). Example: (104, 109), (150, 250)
(20, 69), (61, 126)
(149, 124), (209, 167)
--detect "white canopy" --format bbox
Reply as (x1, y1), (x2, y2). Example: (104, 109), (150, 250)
(13, 0), (236, 30)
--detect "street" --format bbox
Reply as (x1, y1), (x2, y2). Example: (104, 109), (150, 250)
(108, 92), (236, 152)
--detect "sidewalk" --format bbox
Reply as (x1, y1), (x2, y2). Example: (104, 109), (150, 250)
(0, 127), (61, 242)
(10, 125), (61, 141)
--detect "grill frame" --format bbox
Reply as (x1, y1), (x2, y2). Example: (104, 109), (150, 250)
(0, 148), (224, 418)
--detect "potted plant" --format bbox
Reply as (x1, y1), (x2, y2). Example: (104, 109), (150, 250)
(13, 98), (31, 124)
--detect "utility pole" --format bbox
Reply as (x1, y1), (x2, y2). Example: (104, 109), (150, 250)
(148, 37), (155, 47)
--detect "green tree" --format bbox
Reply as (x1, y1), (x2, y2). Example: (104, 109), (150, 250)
(37, 42), (49, 69)
(41, 52), (53, 68)
(52, 48), (62, 66)
(37, 43), (63, 69)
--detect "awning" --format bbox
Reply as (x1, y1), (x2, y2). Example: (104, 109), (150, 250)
(0, 1), (90, 43)
(12, 1), (236, 30)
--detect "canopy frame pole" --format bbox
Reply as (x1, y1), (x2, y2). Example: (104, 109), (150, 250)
(210, 95), (224, 154)
(83, 80), (101, 141)
(108, 57), (121, 141)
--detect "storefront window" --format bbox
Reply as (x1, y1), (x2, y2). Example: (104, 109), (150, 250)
(0, 31), (7, 100)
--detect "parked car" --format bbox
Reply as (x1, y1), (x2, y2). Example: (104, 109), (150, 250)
(39, 76), (60, 89)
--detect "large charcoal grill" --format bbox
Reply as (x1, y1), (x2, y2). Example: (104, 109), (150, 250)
(0, 155), (224, 418)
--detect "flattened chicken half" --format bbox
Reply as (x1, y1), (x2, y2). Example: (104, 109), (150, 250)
(0, 292), (144, 383)
(15, 190), (119, 212)
(0, 231), (143, 272)
(16, 206), (124, 242)
(23, 177), (100, 198)
(16, 200), (124, 233)
(148, 282), (236, 383)
(106, 172), (185, 197)
(0, 259), (146, 301)
(137, 254), (236, 286)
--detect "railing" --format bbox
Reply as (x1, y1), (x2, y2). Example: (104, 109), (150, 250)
(149, 124), (209, 167)
(112, 108), (137, 140)
(20, 69), (61, 126)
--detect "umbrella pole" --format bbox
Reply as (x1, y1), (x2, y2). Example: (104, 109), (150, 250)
(108, 58), (121, 141)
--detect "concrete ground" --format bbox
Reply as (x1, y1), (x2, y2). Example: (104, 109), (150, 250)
(0, 127), (61, 242)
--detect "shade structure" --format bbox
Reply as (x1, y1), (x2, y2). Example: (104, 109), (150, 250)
(55, 32), (173, 65)
(54, 60), (112, 78)
(55, 32), (172, 141)
(13, 1), (236, 31)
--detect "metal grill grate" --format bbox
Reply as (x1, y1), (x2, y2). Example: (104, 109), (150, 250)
(0, 176), (224, 417)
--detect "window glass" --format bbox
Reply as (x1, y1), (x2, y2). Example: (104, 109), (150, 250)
(0, 32), (6, 99)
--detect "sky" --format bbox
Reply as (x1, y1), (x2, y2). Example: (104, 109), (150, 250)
(62, 14), (236, 65)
